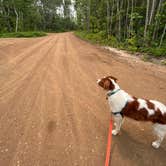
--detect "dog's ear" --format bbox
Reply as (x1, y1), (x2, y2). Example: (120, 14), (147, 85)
(107, 76), (118, 82)
(103, 79), (111, 90)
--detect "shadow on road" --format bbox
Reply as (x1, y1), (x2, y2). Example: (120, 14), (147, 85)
(111, 129), (166, 166)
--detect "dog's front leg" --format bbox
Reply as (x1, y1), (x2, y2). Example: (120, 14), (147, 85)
(112, 114), (123, 136)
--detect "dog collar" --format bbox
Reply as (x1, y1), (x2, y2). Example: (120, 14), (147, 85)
(112, 111), (124, 116)
(107, 89), (121, 97)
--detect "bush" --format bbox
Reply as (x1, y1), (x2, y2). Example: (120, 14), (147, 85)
(0, 31), (47, 38)
(140, 47), (166, 57)
(107, 35), (119, 47)
(75, 31), (166, 57)
(148, 47), (166, 57)
(128, 46), (138, 52)
(126, 37), (137, 46)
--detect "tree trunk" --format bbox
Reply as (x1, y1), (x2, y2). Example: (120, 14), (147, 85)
(20, 11), (23, 31)
(7, 6), (12, 32)
(152, 0), (163, 40)
(87, 0), (90, 32)
(129, 0), (134, 38)
(110, 0), (114, 35)
(116, 0), (120, 40)
(14, 5), (19, 32)
(125, 0), (129, 38)
(144, 0), (150, 39)
(149, 0), (156, 25)
(106, 0), (110, 36)
(159, 24), (166, 48)
(119, 0), (123, 41)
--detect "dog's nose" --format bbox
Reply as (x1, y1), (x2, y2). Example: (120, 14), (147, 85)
(97, 79), (101, 84)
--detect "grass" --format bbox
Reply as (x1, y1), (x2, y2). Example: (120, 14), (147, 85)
(161, 60), (166, 65)
(75, 31), (166, 58)
(141, 54), (152, 62)
(0, 31), (47, 38)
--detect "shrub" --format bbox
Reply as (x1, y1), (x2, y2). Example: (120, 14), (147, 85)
(148, 47), (166, 57)
(75, 31), (166, 57)
(107, 35), (119, 47)
(0, 31), (47, 38)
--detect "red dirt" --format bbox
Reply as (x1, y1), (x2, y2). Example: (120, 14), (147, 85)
(0, 32), (166, 166)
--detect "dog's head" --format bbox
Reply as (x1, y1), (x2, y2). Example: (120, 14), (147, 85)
(97, 76), (118, 91)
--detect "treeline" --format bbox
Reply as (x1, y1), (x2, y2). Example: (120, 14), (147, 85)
(0, 0), (76, 33)
(75, 0), (166, 56)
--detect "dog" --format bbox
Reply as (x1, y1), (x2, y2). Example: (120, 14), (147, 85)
(97, 76), (166, 148)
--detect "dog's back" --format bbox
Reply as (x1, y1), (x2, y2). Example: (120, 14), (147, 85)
(121, 98), (166, 124)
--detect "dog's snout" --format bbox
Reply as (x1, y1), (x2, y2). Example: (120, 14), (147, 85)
(97, 79), (101, 84)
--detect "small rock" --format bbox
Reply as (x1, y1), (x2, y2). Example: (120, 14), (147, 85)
(17, 160), (20, 166)
(5, 148), (8, 152)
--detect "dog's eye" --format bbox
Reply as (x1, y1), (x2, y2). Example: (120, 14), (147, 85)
(100, 81), (104, 86)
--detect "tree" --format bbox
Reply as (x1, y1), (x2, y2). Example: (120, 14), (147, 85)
(74, 0), (166, 55)
(159, 23), (166, 47)
(0, 0), (76, 32)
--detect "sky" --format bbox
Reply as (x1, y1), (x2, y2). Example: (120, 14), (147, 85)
(57, 0), (76, 18)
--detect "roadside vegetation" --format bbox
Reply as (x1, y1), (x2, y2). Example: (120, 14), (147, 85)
(0, 0), (165, 58)
(75, 31), (166, 58)
(0, 31), (47, 38)
(0, 0), (76, 37)
(75, 0), (166, 57)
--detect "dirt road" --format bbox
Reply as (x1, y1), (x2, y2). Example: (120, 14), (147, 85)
(0, 32), (166, 166)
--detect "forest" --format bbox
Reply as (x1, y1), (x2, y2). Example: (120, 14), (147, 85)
(75, 0), (166, 57)
(0, 0), (166, 56)
(0, 0), (76, 33)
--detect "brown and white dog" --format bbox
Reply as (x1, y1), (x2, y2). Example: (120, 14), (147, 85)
(97, 76), (166, 148)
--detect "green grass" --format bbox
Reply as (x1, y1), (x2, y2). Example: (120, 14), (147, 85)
(161, 60), (166, 65)
(0, 31), (47, 38)
(75, 31), (166, 57)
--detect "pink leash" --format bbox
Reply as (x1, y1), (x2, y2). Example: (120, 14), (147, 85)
(105, 119), (113, 166)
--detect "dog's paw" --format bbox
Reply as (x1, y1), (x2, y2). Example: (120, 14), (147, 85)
(112, 129), (119, 136)
(152, 141), (160, 149)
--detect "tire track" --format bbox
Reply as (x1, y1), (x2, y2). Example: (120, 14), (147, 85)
(7, 37), (57, 166)
(0, 37), (57, 102)
(0, 37), (59, 127)
(0, 36), (58, 166)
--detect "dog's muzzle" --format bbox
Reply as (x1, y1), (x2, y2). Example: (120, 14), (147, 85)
(97, 79), (101, 84)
